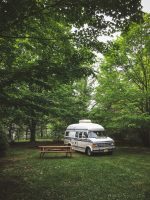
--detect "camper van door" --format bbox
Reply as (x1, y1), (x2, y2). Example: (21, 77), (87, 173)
(74, 131), (88, 152)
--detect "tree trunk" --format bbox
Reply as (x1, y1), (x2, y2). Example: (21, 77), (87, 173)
(40, 125), (43, 138)
(8, 124), (14, 142)
(29, 120), (36, 143)
(26, 128), (28, 140)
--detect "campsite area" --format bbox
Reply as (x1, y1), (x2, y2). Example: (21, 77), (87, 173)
(0, 145), (150, 200)
(0, 1), (150, 200)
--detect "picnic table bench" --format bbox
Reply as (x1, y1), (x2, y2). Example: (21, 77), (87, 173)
(38, 146), (72, 158)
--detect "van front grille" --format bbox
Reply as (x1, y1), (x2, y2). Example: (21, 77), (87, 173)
(97, 143), (112, 147)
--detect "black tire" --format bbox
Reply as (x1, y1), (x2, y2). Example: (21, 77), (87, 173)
(86, 147), (92, 156)
(108, 151), (113, 155)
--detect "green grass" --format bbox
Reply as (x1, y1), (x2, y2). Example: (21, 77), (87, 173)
(0, 147), (150, 200)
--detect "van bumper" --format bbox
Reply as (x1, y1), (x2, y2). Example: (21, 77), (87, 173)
(92, 147), (115, 153)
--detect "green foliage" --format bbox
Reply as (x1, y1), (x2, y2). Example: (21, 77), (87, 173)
(0, 0), (142, 41)
(92, 14), (150, 146)
(47, 78), (92, 134)
(0, 0), (143, 143)
(0, 12), (94, 142)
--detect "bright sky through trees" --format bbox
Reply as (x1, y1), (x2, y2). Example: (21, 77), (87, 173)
(142, 0), (150, 12)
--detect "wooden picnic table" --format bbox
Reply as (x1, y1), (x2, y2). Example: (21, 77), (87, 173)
(38, 145), (72, 158)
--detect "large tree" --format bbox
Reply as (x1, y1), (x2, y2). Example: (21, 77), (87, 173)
(92, 14), (150, 146)
(0, 20), (93, 142)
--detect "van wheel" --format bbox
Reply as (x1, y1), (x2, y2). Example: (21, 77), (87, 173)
(108, 151), (113, 155)
(86, 148), (92, 156)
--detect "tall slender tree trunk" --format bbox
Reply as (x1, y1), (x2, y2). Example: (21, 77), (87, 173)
(8, 124), (14, 142)
(40, 126), (43, 138)
(29, 119), (36, 143)
(26, 128), (28, 140)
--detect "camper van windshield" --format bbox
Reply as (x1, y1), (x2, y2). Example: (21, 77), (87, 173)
(88, 131), (106, 138)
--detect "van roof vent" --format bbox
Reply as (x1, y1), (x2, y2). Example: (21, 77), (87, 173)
(79, 119), (91, 123)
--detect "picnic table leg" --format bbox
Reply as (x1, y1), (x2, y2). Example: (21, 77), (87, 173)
(40, 152), (45, 158)
(42, 152), (45, 158)
(40, 152), (42, 158)
(66, 150), (72, 158)
(66, 151), (70, 157)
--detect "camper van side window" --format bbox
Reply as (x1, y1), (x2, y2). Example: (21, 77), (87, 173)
(65, 132), (69, 136)
(79, 132), (82, 138)
(83, 132), (88, 138)
(75, 132), (78, 138)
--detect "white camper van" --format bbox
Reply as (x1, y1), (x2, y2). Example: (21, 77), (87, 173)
(64, 119), (115, 156)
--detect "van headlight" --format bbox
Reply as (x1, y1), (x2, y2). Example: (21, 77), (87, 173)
(92, 143), (97, 148)
(111, 142), (114, 146)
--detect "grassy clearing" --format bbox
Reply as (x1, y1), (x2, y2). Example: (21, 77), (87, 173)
(0, 147), (150, 200)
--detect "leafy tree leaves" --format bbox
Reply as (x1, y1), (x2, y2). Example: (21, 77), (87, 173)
(92, 14), (150, 146)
